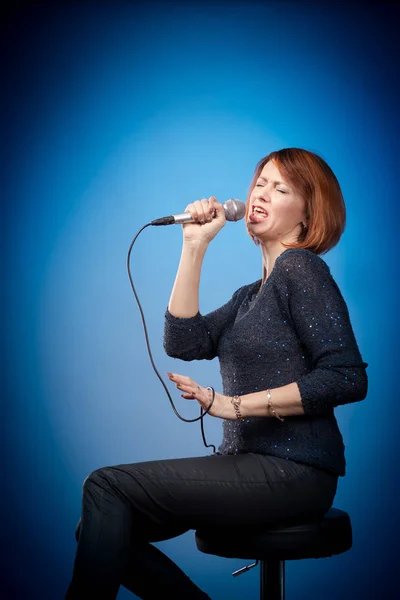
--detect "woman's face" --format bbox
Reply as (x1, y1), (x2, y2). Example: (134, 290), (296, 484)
(247, 160), (307, 245)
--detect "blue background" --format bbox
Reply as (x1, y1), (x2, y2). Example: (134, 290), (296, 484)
(2, 1), (399, 598)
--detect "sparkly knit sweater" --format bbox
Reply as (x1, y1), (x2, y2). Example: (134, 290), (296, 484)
(163, 248), (368, 477)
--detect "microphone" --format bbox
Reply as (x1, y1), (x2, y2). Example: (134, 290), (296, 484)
(150, 198), (246, 226)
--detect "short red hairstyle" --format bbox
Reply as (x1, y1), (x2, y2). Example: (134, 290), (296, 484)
(245, 148), (346, 255)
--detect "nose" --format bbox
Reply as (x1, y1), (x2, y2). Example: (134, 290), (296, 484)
(256, 189), (270, 203)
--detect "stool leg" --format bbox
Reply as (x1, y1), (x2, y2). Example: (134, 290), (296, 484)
(260, 559), (285, 600)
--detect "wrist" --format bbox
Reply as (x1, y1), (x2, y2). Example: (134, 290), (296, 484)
(230, 395), (245, 421)
(182, 239), (209, 254)
(266, 389), (285, 421)
(216, 393), (237, 420)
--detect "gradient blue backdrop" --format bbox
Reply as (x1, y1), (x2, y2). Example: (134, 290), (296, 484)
(2, 1), (399, 599)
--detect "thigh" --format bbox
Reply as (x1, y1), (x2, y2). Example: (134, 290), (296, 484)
(99, 453), (337, 534)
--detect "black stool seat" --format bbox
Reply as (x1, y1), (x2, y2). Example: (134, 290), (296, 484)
(195, 508), (352, 561)
(195, 508), (352, 599)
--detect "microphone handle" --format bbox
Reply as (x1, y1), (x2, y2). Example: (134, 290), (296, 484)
(172, 212), (203, 224)
(150, 211), (215, 226)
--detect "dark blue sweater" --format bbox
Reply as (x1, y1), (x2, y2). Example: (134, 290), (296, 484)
(164, 248), (368, 476)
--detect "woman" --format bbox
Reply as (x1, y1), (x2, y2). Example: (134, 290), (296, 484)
(65, 148), (368, 600)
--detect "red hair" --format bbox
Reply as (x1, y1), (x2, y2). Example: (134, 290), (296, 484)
(245, 148), (346, 255)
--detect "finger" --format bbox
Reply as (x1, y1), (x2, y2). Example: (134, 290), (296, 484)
(208, 196), (218, 219)
(201, 198), (216, 222)
(192, 199), (208, 224)
(183, 201), (204, 223)
(182, 202), (200, 223)
(177, 382), (197, 393)
(176, 379), (200, 397)
(167, 373), (194, 385)
(210, 196), (226, 220)
(170, 379), (195, 394)
(183, 198), (219, 224)
(166, 372), (184, 381)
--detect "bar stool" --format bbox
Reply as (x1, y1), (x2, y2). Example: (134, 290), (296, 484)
(195, 507), (352, 599)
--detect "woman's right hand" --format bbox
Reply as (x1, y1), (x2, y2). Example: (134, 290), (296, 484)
(182, 196), (226, 244)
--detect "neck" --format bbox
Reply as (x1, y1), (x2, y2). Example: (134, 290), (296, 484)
(260, 242), (289, 284)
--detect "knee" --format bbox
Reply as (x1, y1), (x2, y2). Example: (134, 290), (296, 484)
(82, 466), (115, 496)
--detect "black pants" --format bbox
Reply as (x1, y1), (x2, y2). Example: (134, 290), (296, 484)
(65, 453), (338, 600)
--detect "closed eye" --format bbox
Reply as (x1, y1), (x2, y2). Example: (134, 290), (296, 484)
(255, 182), (289, 193)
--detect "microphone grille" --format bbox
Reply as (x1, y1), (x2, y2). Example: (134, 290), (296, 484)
(224, 198), (246, 222)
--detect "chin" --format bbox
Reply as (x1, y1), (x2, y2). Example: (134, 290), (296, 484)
(253, 235), (277, 247)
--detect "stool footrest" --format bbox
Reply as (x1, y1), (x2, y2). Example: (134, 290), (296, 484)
(232, 560), (258, 577)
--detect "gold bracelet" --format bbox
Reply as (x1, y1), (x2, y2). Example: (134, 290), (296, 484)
(266, 389), (284, 422)
(231, 395), (245, 421)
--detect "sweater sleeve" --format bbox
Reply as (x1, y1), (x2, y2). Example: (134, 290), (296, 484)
(163, 286), (247, 361)
(277, 250), (368, 416)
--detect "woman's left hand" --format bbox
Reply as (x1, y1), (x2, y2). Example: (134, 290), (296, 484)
(166, 372), (235, 420)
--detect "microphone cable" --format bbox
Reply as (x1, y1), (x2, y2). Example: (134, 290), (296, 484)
(126, 223), (216, 453)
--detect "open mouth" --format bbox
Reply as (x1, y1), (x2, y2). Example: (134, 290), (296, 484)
(249, 206), (269, 223)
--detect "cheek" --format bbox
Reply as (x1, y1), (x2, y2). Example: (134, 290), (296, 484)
(273, 198), (292, 216)
(270, 202), (303, 228)
(249, 189), (258, 201)
(292, 195), (307, 218)
(282, 198), (306, 220)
